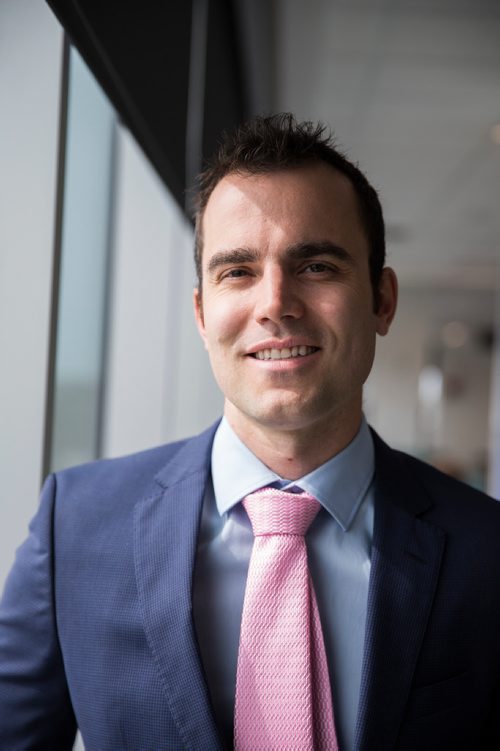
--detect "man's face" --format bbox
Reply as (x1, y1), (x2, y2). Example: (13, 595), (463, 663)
(194, 163), (396, 441)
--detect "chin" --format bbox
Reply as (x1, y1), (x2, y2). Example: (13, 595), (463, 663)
(250, 403), (325, 432)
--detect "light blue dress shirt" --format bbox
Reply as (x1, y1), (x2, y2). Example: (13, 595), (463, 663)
(192, 417), (375, 751)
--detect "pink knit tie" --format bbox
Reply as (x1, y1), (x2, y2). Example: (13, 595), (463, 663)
(234, 487), (338, 751)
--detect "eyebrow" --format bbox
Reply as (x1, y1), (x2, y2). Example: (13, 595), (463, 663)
(207, 248), (258, 275)
(287, 241), (354, 265)
(206, 241), (354, 275)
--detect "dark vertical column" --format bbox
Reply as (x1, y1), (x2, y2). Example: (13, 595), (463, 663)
(186, 0), (210, 213)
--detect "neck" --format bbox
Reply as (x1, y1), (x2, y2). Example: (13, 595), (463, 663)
(224, 407), (362, 480)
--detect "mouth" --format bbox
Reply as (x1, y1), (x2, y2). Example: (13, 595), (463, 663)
(249, 345), (319, 361)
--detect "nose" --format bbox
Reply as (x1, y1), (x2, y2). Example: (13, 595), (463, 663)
(254, 265), (304, 324)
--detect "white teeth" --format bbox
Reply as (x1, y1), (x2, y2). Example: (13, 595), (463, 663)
(254, 346), (316, 360)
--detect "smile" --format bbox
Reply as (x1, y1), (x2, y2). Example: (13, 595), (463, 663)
(251, 346), (319, 361)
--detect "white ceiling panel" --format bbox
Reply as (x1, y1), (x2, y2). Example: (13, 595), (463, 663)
(275, 0), (500, 287)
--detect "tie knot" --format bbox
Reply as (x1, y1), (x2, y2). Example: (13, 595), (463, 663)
(242, 487), (321, 537)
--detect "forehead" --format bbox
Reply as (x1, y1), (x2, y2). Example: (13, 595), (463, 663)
(201, 163), (367, 259)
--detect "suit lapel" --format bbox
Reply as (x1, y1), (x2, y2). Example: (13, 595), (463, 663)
(355, 434), (446, 751)
(134, 424), (223, 751)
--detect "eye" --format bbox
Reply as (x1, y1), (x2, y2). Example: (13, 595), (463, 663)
(219, 267), (251, 281)
(226, 268), (248, 277)
(302, 262), (337, 274)
(307, 262), (329, 272)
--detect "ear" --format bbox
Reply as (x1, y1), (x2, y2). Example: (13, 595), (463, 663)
(375, 267), (398, 336)
(193, 287), (208, 347)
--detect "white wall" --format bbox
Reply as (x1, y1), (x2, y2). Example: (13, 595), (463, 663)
(366, 284), (495, 489)
(102, 128), (222, 459)
(0, 0), (63, 585)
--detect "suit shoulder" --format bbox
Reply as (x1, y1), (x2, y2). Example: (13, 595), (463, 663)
(47, 421), (218, 513)
(53, 437), (187, 487)
(372, 429), (500, 529)
(383, 449), (500, 559)
(395, 449), (497, 508)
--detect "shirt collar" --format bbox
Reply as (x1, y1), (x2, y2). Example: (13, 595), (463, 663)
(211, 416), (374, 531)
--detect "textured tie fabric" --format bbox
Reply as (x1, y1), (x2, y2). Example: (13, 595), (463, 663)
(234, 487), (338, 751)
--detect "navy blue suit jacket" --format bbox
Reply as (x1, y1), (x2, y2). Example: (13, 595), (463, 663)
(1, 423), (499, 750)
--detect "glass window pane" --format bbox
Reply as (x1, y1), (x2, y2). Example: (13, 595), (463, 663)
(49, 47), (116, 472)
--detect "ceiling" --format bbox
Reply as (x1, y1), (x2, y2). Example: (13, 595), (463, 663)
(274, 0), (500, 289)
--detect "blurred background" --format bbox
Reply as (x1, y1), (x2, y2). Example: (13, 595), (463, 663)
(1, 0), (499, 651)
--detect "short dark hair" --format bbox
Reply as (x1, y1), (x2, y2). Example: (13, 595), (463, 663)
(193, 113), (386, 309)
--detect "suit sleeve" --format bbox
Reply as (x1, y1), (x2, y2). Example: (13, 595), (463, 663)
(0, 474), (77, 749)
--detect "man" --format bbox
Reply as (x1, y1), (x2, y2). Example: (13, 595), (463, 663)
(1, 114), (499, 750)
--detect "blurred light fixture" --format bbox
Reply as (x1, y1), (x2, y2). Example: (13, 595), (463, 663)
(489, 123), (500, 145)
(418, 365), (443, 406)
(441, 321), (469, 349)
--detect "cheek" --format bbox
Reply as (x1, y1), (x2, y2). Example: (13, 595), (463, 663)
(317, 295), (362, 332)
(203, 298), (246, 348)
(321, 295), (377, 348)
(346, 306), (378, 371)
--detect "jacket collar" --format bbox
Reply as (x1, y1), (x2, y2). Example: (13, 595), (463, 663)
(154, 421), (219, 491)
